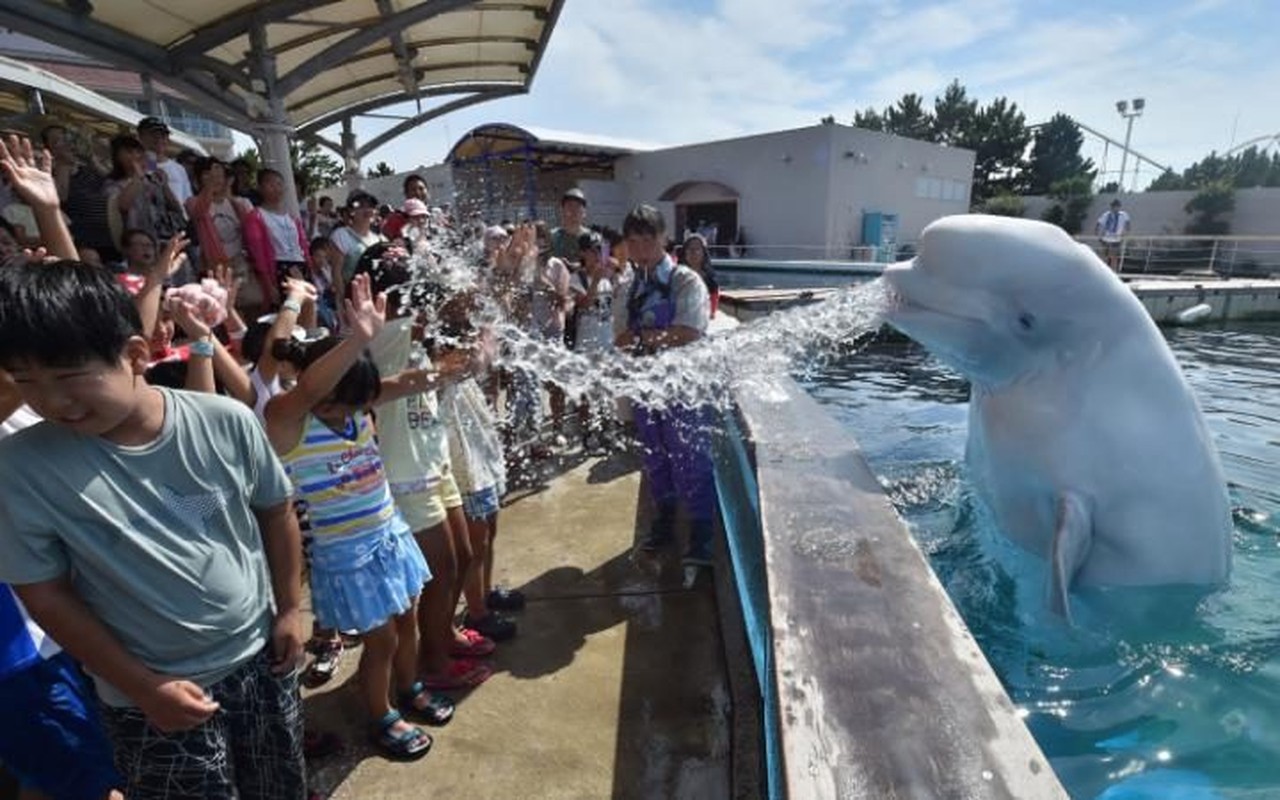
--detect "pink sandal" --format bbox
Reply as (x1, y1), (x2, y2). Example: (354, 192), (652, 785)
(450, 628), (496, 658)
(421, 658), (493, 691)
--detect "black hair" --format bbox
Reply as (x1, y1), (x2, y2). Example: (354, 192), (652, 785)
(622, 204), (665, 238)
(121, 227), (156, 251)
(0, 259), (143, 369)
(257, 168), (283, 186)
(599, 226), (623, 248)
(354, 242), (448, 311)
(0, 216), (16, 240)
(271, 335), (382, 407)
(577, 230), (602, 253)
(109, 134), (145, 180)
(346, 190), (379, 211)
(39, 124), (67, 149)
(680, 234), (718, 293)
(240, 320), (273, 364)
(403, 174), (426, 194)
(194, 156), (225, 183)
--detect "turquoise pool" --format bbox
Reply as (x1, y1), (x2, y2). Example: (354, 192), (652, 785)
(805, 324), (1280, 800)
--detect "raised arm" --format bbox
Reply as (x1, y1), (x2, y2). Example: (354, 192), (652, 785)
(263, 273), (385, 453)
(0, 135), (76, 261)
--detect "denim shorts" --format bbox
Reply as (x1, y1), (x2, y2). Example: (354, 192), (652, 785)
(462, 484), (501, 521)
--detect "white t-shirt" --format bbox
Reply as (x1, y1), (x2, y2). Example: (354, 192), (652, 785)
(157, 159), (193, 209)
(438, 377), (505, 495)
(529, 256), (572, 340)
(262, 209), (305, 262)
(1097, 208), (1130, 243)
(211, 198), (245, 258)
(249, 367), (283, 423)
(570, 273), (615, 353)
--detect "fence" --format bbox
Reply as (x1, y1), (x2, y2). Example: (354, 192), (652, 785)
(1075, 235), (1280, 277)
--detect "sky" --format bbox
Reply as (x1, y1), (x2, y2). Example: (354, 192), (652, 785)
(295, 0), (1280, 188)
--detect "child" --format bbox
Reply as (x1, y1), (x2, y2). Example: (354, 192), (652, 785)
(0, 259), (308, 797)
(569, 230), (618, 453)
(264, 274), (447, 760)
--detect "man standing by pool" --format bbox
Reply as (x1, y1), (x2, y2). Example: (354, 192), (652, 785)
(615, 204), (717, 567)
(1095, 198), (1131, 272)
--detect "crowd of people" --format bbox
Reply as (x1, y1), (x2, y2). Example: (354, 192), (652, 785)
(0, 118), (724, 800)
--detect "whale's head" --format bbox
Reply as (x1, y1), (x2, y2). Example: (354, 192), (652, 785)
(883, 215), (1138, 386)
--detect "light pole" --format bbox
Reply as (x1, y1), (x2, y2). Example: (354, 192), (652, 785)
(1115, 97), (1145, 193)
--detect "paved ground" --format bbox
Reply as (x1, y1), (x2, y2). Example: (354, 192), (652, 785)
(304, 449), (735, 799)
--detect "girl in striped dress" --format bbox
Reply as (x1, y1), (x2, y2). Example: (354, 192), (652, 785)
(264, 274), (448, 761)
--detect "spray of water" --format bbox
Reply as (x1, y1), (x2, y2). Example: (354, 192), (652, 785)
(391, 232), (892, 412)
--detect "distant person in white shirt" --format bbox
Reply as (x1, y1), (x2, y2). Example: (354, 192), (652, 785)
(136, 117), (194, 210)
(1095, 198), (1131, 272)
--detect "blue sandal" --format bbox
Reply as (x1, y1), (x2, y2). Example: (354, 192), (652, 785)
(371, 710), (432, 761)
(397, 681), (455, 726)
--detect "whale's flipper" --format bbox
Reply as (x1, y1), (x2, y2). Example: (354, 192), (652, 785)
(1049, 493), (1093, 622)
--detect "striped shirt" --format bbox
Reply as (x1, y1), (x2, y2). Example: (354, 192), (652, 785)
(280, 411), (396, 540)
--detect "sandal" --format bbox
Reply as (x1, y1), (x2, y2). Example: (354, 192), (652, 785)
(397, 681), (455, 727)
(370, 710), (432, 761)
(421, 657), (493, 691)
(451, 628), (496, 658)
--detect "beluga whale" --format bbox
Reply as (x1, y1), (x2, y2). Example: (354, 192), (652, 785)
(881, 215), (1232, 619)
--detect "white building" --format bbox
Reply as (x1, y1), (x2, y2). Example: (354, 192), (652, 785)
(447, 122), (976, 260)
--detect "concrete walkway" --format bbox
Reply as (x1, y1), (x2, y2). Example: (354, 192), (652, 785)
(304, 450), (734, 799)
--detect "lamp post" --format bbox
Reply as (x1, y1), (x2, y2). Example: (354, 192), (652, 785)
(1115, 97), (1145, 193)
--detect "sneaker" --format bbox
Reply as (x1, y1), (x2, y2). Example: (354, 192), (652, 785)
(303, 641), (342, 687)
(464, 611), (517, 642)
(486, 586), (526, 611)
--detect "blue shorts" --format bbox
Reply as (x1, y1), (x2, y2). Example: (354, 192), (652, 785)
(308, 517), (431, 634)
(462, 485), (501, 521)
(0, 652), (122, 799)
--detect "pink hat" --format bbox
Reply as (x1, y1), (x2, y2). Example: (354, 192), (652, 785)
(403, 198), (429, 217)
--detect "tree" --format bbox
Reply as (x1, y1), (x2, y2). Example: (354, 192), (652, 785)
(884, 93), (934, 141)
(964, 97), (1031, 204)
(1184, 180), (1235, 235)
(978, 192), (1025, 218)
(235, 140), (343, 198)
(819, 114), (836, 125)
(1040, 175), (1094, 234)
(853, 107), (885, 131)
(931, 80), (977, 146)
(366, 161), (395, 178)
(1026, 114), (1095, 195)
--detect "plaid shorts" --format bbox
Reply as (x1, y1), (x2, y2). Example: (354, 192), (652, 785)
(100, 647), (306, 800)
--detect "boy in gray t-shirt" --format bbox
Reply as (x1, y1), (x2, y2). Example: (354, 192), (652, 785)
(0, 260), (308, 798)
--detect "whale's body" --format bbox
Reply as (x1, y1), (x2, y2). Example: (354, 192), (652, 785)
(882, 215), (1232, 616)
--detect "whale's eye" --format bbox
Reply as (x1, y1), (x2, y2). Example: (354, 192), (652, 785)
(1018, 312), (1036, 331)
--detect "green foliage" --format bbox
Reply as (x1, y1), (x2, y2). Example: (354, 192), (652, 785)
(365, 161), (396, 178)
(819, 114), (836, 125)
(931, 80), (977, 146)
(235, 140), (343, 197)
(979, 192), (1026, 218)
(1026, 114), (1095, 195)
(1184, 180), (1235, 235)
(853, 107), (885, 131)
(1148, 146), (1280, 191)
(1146, 171), (1183, 191)
(1041, 174), (1094, 234)
(885, 93), (934, 141)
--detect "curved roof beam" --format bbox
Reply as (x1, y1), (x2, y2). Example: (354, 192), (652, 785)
(288, 62), (528, 115)
(170, 1), (347, 62)
(277, 0), (479, 96)
(297, 81), (524, 135)
(357, 87), (523, 158)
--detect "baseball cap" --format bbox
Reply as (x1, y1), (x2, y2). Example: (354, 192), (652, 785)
(562, 187), (587, 206)
(403, 198), (429, 217)
(484, 225), (510, 242)
(137, 116), (169, 135)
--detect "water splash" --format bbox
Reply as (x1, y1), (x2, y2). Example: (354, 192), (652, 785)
(393, 237), (891, 411)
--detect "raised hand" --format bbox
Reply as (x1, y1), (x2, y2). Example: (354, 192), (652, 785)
(282, 276), (318, 304)
(342, 273), (386, 342)
(171, 300), (212, 340)
(158, 232), (190, 279)
(0, 134), (59, 212)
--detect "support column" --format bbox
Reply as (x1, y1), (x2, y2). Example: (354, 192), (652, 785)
(140, 74), (158, 116)
(341, 117), (362, 194)
(523, 141), (537, 221)
(25, 87), (45, 116)
(249, 24), (301, 216)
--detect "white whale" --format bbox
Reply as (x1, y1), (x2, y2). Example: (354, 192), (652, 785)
(882, 215), (1232, 618)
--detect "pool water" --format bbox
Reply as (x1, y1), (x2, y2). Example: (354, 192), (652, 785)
(805, 324), (1280, 800)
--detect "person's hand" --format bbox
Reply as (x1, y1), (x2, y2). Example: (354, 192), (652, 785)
(19, 246), (51, 264)
(283, 277), (318, 305)
(157, 233), (189, 279)
(136, 677), (220, 733)
(270, 608), (305, 675)
(212, 263), (243, 312)
(172, 300), (212, 340)
(343, 273), (386, 342)
(0, 134), (59, 212)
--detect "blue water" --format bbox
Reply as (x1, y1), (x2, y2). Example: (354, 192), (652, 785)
(804, 324), (1280, 800)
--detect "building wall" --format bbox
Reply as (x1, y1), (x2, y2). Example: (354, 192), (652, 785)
(1022, 187), (1280, 238)
(824, 127), (976, 258)
(615, 126), (836, 259)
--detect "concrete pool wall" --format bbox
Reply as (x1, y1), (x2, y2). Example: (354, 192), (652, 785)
(716, 377), (1068, 799)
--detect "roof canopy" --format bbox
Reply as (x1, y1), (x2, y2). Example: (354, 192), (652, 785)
(0, 54), (206, 153)
(448, 122), (653, 172)
(0, 1), (564, 141)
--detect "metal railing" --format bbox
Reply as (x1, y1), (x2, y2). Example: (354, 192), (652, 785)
(1073, 234), (1280, 277)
